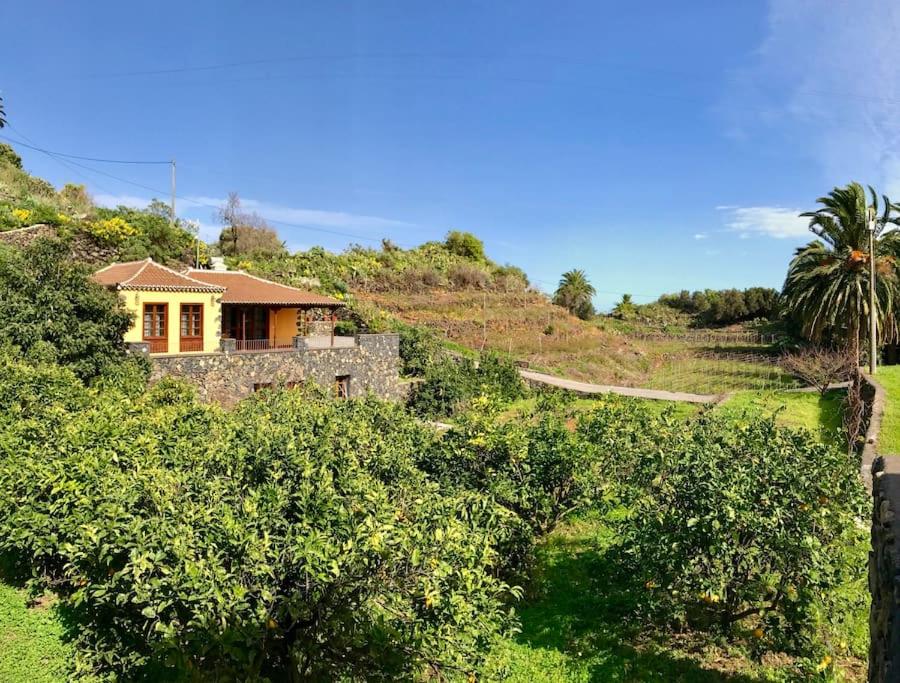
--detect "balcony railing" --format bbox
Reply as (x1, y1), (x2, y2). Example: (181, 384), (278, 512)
(146, 339), (168, 354)
(233, 338), (293, 352)
(179, 338), (204, 353)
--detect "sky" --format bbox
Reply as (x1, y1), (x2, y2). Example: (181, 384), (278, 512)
(3, 0), (900, 309)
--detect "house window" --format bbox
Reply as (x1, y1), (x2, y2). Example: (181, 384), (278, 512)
(335, 375), (350, 399)
(179, 304), (203, 352)
(142, 303), (168, 353)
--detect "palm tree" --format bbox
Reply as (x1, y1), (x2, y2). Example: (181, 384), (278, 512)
(782, 182), (900, 361)
(0, 96), (6, 128)
(553, 269), (596, 319)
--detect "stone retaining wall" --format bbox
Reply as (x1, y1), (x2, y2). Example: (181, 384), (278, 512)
(0, 224), (118, 264)
(148, 333), (401, 406)
(869, 455), (900, 683)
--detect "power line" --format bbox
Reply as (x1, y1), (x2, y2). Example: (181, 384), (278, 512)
(3, 132), (425, 247)
(0, 134), (169, 164)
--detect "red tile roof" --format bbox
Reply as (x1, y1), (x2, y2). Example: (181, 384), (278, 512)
(93, 259), (226, 292)
(185, 269), (344, 307)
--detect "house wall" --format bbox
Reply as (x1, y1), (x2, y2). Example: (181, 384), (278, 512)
(120, 290), (222, 354)
(271, 307), (301, 346)
(148, 333), (401, 406)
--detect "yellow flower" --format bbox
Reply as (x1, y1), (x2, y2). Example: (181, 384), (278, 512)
(84, 216), (138, 243)
(12, 208), (32, 223)
(56, 213), (72, 224)
(815, 654), (832, 672)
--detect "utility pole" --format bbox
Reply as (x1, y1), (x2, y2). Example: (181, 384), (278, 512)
(170, 160), (176, 228)
(869, 208), (878, 374)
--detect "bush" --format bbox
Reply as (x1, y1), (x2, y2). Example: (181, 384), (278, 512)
(0, 238), (133, 380)
(445, 230), (486, 261)
(333, 319), (358, 336)
(0, 379), (520, 680)
(402, 266), (445, 290)
(491, 264), (529, 291)
(95, 203), (196, 264)
(395, 323), (441, 377)
(409, 352), (526, 419)
(449, 263), (490, 289)
(423, 396), (595, 540)
(83, 216), (139, 243)
(781, 347), (853, 395)
(617, 413), (867, 649)
(0, 142), (22, 169)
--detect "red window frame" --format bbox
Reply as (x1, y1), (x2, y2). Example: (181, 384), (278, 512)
(179, 303), (204, 352)
(142, 303), (168, 353)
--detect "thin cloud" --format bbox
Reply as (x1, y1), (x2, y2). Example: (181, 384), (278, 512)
(93, 193), (152, 210)
(693, 233), (708, 240)
(718, 205), (809, 240)
(724, 0), (900, 195)
(184, 195), (415, 232)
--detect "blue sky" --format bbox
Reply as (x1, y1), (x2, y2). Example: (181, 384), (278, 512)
(3, 0), (900, 309)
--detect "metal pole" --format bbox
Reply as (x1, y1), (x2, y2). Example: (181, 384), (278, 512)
(870, 213), (878, 374)
(170, 160), (176, 227)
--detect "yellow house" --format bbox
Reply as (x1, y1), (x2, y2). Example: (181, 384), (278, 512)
(93, 259), (345, 355)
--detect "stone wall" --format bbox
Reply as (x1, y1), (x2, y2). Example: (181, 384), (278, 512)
(0, 224), (118, 264)
(148, 333), (402, 406)
(869, 455), (900, 683)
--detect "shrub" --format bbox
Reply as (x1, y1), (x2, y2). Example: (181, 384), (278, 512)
(0, 238), (133, 380)
(409, 352), (526, 419)
(423, 396), (596, 540)
(445, 230), (486, 261)
(93, 204), (197, 264)
(83, 216), (139, 243)
(402, 266), (445, 290)
(0, 142), (22, 169)
(395, 323), (441, 377)
(333, 319), (358, 336)
(781, 347), (853, 395)
(491, 264), (529, 291)
(0, 381), (520, 680)
(449, 263), (490, 289)
(617, 413), (867, 649)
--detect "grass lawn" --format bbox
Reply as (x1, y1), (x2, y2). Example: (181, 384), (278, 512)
(0, 580), (71, 682)
(644, 357), (798, 395)
(500, 395), (704, 422)
(874, 366), (900, 453)
(480, 512), (867, 683)
(716, 389), (846, 449)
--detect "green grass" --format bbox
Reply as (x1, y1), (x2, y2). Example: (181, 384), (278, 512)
(874, 366), (900, 453)
(480, 512), (866, 682)
(716, 389), (846, 449)
(645, 357), (798, 395)
(500, 395), (703, 422)
(0, 580), (72, 682)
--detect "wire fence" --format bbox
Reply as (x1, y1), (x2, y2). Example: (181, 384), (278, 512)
(641, 349), (800, 395)
(627, 331), (782, 346)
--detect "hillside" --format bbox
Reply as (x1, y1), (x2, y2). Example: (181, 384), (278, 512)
(357, 289), (652, 383)
(0, 142), (785, 392)
(0, 143), (198, 266)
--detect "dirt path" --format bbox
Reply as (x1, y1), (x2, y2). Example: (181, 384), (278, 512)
(519, 369), (718, 404)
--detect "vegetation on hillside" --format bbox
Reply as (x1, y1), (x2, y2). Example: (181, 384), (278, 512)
(233, 231), (529, 298)
(552, 269), (595, 320)
(610, 287), (781, 329)
(0, 142), (199, 265)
